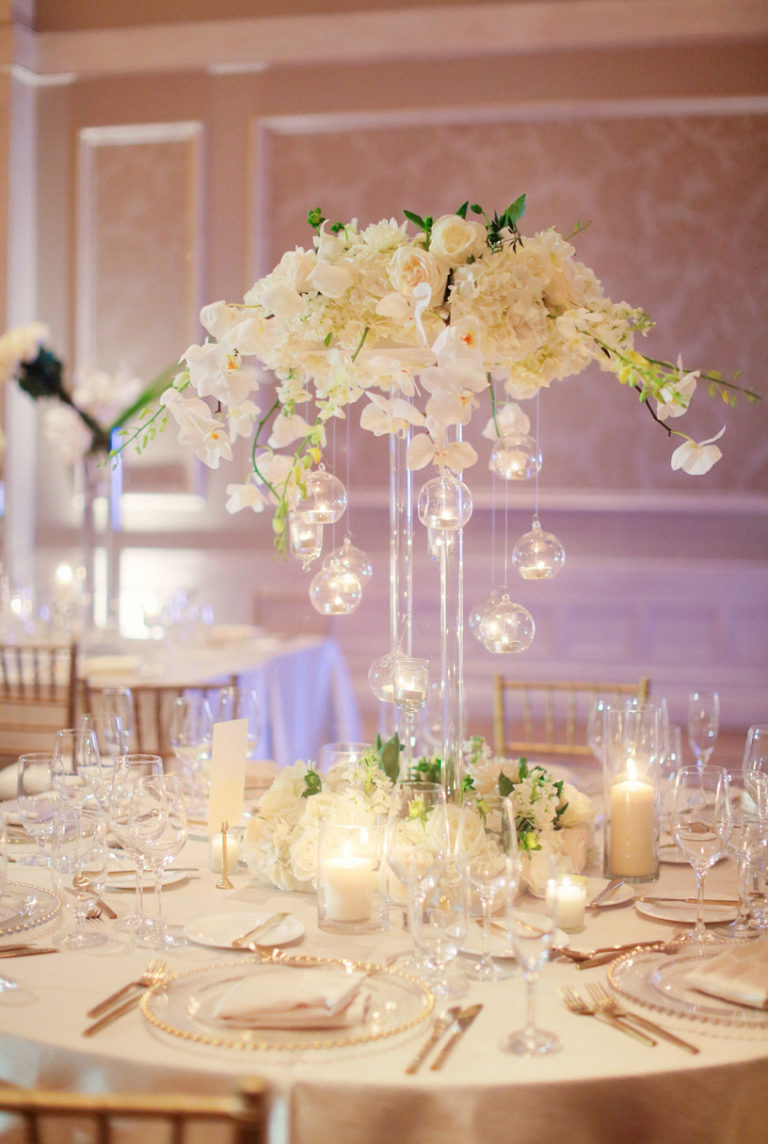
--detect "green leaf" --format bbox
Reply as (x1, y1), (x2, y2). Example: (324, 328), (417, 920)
(504, 193), (527, 227)
(377, 732), (401, 783)
(403, 209), (427, 231)
(518, 756), (529, 779)
(498, 770), (514, 797)
(455, 201), (468, 218)
(307, 207), (325, 231)
(300, 769), (322, 798)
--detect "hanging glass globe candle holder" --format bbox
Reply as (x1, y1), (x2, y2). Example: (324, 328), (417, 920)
(368, 652), (396, 703)
(294, 468), (348, 524)
(479, 591), (535, 654)
(489, 434), (542, 481)
(288, 512), (323, 571)
(309, 558), (362, 615)
(512, 516), (566, 580)
(469, 585), (505, 643)
(325, 537), (373, 587)
(417, 473), (473, 531)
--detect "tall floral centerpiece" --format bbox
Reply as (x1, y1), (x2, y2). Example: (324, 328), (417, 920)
(0, 323), (168, 632)
(125, 196), (755, 793)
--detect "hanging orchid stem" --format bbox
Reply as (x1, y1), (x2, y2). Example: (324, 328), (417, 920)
(488, 375), (501, 438)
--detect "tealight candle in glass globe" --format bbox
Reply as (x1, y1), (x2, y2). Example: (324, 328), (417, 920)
(427, 527), (456, 562)
(368, 653), (396, 703)
(489, 434), (542, 481)
(392, 656), (430, 713)
(417, 473), (473, 531)
(288, 512), (323, 570)
(512, 517), (566, 580)
(309, 559), (362, 615)
(469, 585), (505, 642)
(479, 592), (535, 653)
(294, 469), (348, 524)
(325, 537), (373, 587)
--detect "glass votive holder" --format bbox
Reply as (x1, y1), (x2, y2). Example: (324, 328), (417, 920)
(602, 706), (661, 883)
(317, 819), (389, 935)
(318, 742), (372, 774)
(546, 875), (587, 933)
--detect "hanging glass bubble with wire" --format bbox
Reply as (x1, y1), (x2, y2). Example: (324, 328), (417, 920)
(294, 468), (348, 524)
(368, 652), (397, 703)
(309, 558), (362, 615)
(478, 590), (535, 654)
(512, 516), (566, 580)
(469, 585), (505, 643)
(489, 434), (542, 481)
(325, 536), (373, 587)
(417, 472), (473, 530)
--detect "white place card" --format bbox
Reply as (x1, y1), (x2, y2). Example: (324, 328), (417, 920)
(207, 718), (248, 835)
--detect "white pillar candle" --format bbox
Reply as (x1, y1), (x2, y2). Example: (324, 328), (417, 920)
(550, 878), (587, 932)
(609, 777), (657, 877)
(321, 856), (375, 922)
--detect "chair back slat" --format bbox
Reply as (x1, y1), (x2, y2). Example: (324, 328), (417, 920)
(0, 642), (78, 763)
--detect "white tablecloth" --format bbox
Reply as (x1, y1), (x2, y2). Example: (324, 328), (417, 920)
(1, 833), (767, 1144)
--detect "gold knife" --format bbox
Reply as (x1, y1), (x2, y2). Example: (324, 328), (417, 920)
(429, 1004), (483, 1071)
(232, 912), (290, 948)
(405, 1006), (461, 1075)
(587, 879), (625, 911)
(639, 896), (739, 906)
(82, 994), (143, 1037)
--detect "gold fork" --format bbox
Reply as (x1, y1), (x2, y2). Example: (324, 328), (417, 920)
(85, 959), (167, 1020)
(559, 986), (656, 1045)
(586, 983), (699, 1054)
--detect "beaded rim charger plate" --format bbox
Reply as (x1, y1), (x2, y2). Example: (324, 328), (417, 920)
(141, 954), (434, 1052)
(0, 882), (61, 936)
(608, 949), (768, 1032)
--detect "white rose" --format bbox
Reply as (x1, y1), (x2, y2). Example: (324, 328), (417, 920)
(430, 215), (487, 264)
(558, 784), (593, 829)
(388, 245), (448, 307)
(559, 825), (591, 873)
(289, 822), (320, 888)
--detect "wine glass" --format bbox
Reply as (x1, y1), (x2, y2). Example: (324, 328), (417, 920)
(98, 688), (138, 752)
(455, 793), (519, 982)
(659, 722), (683, 835)
(714, 771), (768, 941)
(52, 728), (102, 810)
(212, 685), (262, 758)
(53, 805), (109, 951)
(671, 765), (732, 950)
(688, 688), (720, 770)
(16, 754), (59, 868)
(168, 695), (213, 814)
(501, 854), (560, 1057)
(79, 712), (127, 794)
(129, 774), (188, 950)
(410, 858), (469, 999)
(107, 753), (164, 937)
(743, 724), (768, 795)
(385, 781), (449, 969)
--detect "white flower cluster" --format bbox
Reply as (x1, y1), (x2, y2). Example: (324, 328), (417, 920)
(0, 323), (48, 384)
(43, 367), (145, 464)
(152, 204), (727, 548)
(242, 755), (394, 892)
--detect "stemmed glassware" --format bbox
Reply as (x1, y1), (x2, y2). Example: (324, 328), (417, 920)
(501, 854), (560, 1057)
(671, 765), (732, 951)
(53, 806), (109, 951)
(129, 774), (188, 950)
(16, 754), (59, 869)
(52, 728), (102, 810)
(743, 724), (768, 794)
(688, 688), (720, 770)
(715, 771), (768, 941)
(410, 858), (469, 999)
(98, 688), (138, 752)
(107, 753), (164, 938)
(212, 686), (262, 758)
(169, 695), (213, 814)
(385, 781), (449, 971)
(455, 793), (519, 982)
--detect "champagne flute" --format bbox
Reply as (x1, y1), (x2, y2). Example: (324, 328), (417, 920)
(107, 753), (163, 937)
(688, 688), (720, 770)
(130, 774), (188, 950)
(455, 793), (519, 982)
(671, 765), (732, 950)
(501, 854), (560, 1056)
(385, 781), (449, 970)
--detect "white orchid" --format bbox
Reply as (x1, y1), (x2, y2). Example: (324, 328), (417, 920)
(225, 479), (267, 514)
(360, 393), (425, 438)
(655, 356), (699, 420)
(670, 426), (725, 475)
(267, 411), (312, 449)
(407, 426), (478, 473)
(182, 339), (258, 408)
(160, 387), (232, 468)
(481, 401), (530, 440)
(227, 399), (261, 441)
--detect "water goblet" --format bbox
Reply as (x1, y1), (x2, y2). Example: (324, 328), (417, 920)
(98, 687), (138, 752)
(501, 855), (561, 1057)
(130, 774), (188, 950)
(743, 724), (768, 795)
(671, 765), (732, 951)
(169, 694), (213, 814)
(688, 688), (719, 770)
(107, 753), (164, 937)
(212, 685), (262, 759)
(455, 793), (519, 982)
(53, 805), (109, 951)
(385, 781), (449, 970)
(52, 728), (102, 810)
(410, 858), (470, 999)
(16, 754), (59, 868)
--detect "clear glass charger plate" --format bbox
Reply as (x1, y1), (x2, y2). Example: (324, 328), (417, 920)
(608, 949), (768, 1034)
(141, 954), (434, 1052)
(0, 881), (61, 936)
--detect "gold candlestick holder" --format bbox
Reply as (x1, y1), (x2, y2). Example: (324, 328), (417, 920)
(216, 820), (234, 890)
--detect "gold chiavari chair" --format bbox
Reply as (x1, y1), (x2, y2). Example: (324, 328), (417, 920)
(0, 642), (78, 767)
(493, 675), (651, 760)
(0, 1077), (269, 1144)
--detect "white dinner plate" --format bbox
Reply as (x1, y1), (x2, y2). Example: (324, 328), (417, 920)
(634, 897), (739, 925)
(584, 877), (636, 909)
(183, 910), (305, 950)
(104, 869), (190, 891)
(460, 910), (568, 960)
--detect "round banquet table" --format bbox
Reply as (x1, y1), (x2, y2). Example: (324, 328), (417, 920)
(1, 829), (767, 1144)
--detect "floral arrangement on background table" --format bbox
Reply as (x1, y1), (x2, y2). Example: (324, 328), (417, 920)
(242, 736), (594, 896)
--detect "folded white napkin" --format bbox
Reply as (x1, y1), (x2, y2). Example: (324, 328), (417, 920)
(206, 969), (370, 1030)
(686, 936), (768, 1009)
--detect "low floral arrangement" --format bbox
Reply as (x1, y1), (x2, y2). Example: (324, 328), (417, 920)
(242, 735), (594, 895)
(122, 196), (756, 553)
(0, 322), (169, 463)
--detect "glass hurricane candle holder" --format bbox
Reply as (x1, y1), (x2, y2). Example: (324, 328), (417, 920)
(317, 819), (388, 934)
(294, 469), (347, 525)
(602, 706), (661, 883)
(288, 512), (323, 569)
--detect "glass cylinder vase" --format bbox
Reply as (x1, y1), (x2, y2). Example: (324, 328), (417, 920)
(316, 818), (389, 934)
(602, 706), (661, 883)
(81, 432), (122, 640)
